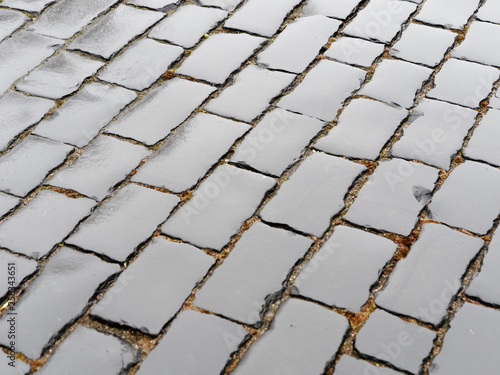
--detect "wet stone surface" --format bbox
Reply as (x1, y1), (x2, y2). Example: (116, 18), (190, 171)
(430, 303), (500, 375)
(333, 355), (404, 375)
(257, 15), (341, 74)
(324, 36), (384, 68)
(427, 58), (500, 108)
(194, 221), (313, 325)
(231, 108), (325, 176)
(428, 161), (500, 235)
(0, 9), (27, 42)
(149, 5), (227, 48)
(0, 91), (54, 151)
(233, 298), (349, 375)
(278, 59), (366, 122)
(0, 247), (120, 359)
(452, 21), (500, 67)
(16, 51), (104, 99)
(467, 227), (500, 306)
(28, 0), (118, 39)
(295, 225), (397, 312)
(98, 38), (183, 91)
(315, 98), (408, 160)
(415, 0), (481, 29)
(67, 184), (179, 262)
(34, 326), (138, 375)
(0, 190), (95, 259)
(92, 237), (214, 335)
(176, 33), (265, 84)
(68, 5), (164, 59)
(355, 309), (436, 373)
(0, 192), (20, 218)
(0, 250), (38, 298)
(49, 136), (150, 201)
(136, 310), (244, 375)
(0, 31), (63, 96)
(33, 82), (136, 148)
(261, 152), (366, 237)
(344, 158), (439, 235)
(106, 78), (215, 145)
(464, 109), (500, 166)
(359, 59), (432, 108)
(162, 164), (275, 251)
(390, 23), (456, 67)
(132, 112), (250, 193)
(0, 135), (73, 197)
(225, 0), (301, 37)
(391, 98), (477, 169)
(302, 0), (361, 19)
(205, 65), (295, 123)
(376, 223), (483, 326)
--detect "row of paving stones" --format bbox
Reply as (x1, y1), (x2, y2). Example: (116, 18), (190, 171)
(1, 0), (500, 374)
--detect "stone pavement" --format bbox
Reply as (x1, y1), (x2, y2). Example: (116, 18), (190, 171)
(0, 0), (500, 373)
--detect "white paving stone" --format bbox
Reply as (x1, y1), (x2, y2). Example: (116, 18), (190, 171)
(205, 65), (295, 122)
(0, 350), (30, 374)
(260, 152), (366, 236)
(1, 0), (55, 13)
(277, 59), (366, 121)
(477, 0), (500, 24)
(257, 15), (341, 73)
(334, 355), (404, 375)
(0, 249), (38, 298)
(195, 222), (313, 324)
(0, 9), (27, 42)
(452, 21), (500, 67)
(303, 0), (361, 19)
(464, 109), (500, 166)
(415, 0), (480, 29)
(344, 159), (439, 235)
(0, 192), (20, 218)
(198, 0), (242, 11)
(324, 37), (384, 68)
(128, 0), (178, 10)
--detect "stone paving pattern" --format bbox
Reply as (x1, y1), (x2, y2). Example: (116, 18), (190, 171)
(0, 0), (499, 374)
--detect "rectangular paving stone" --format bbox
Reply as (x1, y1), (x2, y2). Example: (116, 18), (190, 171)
(136, 310), (245, 375)
(128, 0), (178, 10)
(344, 159), (439, 235)
(176, 32), (265, 84)
(324, 36), (384, 68)
(488, 89), (500, 109)
(204, 65), (295, 123)
(99, 39), (183, 91)
(0, 249), (38, 298)
(303, 0), (361, 19)
(257, 15), (341, 73)
(355, 309), (435, 374)
(231, 108), (325, 176)
(1, 0), (55, 13)
(33, 82), (136, 147)
(277, 59), (366, 122)
(315, 98), (408, 160)
(295, 225), (397, 312)
(477, 0), (500, 24)
(0, 30), (63, 95)
(0, 247), (120, 359)
(464, 109), (500, 166)
(162, 164), (275, 250)
(106, 78), (215, 145)
(391, 23), (456, 67)
(0, 91), (54, 151)
(415, 0), (480, 29)
(233, 299), (349, 375)
(343, 0), (417, 43)
(452, 21), (500, 67)
(35, 326), (138, 375)
(431, 303), (500, 375)
(198, 0), (242, 11)
(427, 58), (500, 108)
(0, 350), (30, 374)
(195, 222), (313, 325)
(68, 5), (163, 59)
(391, 98), (477, 169)
(27, 0), (118, 39)
(67, 184), (179, 262)
(0, 192), (20, 218)
(261, 152), (366, 237)
(0, 136), (73, 197)
(359, 59), (432, 108)
(132, 112), (250, 193)
(149, 4), (227, 48)
(49, 136), (150, 201)
(92, 238), (214, 334)
(334, 355), (404, 375)
(376, 223), (483, 326)
(16, 51), (104, 99)
(225, 0), (302, 37)
(428, 161), (500, 235)
(0, 190), (95, 258)
(0, 9), (27, 42)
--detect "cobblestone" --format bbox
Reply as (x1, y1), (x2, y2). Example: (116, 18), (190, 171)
(464, 109), (500, 166)
(0, 9), (27, 42)
(324, 36), (384, 67)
